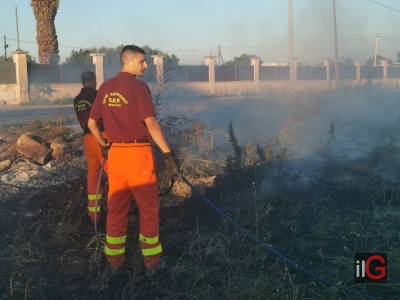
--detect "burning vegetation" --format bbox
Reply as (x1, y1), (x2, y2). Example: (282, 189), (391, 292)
(0, 89), (399, 299)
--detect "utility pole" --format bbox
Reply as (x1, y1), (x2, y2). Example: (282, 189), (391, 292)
(333, 0), (340, 89)
(219, 47), (225, 65)
(4, 36), (8, 59)
(218, 44), (221, 66)
(289, 0), (294, 92)
(373, 32), (380, 66)
(15, 6), (21, 51)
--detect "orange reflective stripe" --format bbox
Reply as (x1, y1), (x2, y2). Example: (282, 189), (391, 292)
(87, 206), (101, 212)
(142, 244), (163, 256)
(104, 245), (125, 256)
(139, 233), (159, 245)
(88, 194), (102, 200)
(106, 235), (127, 244)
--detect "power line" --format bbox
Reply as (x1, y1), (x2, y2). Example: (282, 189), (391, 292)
(367, 0), (400, 13)
(158, 47), (218, 53)
(380, 35), (400, 42)
(222, 37), (369, 49)
(6, 37), (219, 53)
(3, 36), (379, 54)
(380, 36), (400, 49)
(7, 38), (82, 49)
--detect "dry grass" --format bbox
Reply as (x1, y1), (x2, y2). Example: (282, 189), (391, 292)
(1, 91), (400, 299)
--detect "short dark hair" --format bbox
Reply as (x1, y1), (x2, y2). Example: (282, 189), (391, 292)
(81, 71), (96, 85)
(120, 45), (146, 66)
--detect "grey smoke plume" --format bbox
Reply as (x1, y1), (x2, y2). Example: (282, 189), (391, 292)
(178, 89), (400, 185)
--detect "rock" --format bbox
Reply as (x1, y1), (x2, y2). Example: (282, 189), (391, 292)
(14, 134), (52, 165)
(69, 138), (83, 152)
(50, 138), (68, 159)
(0, 159), (12, 172)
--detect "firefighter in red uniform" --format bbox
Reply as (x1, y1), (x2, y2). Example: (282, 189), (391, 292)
(73, 71), (108, 223)
(88, 45), (179, 280)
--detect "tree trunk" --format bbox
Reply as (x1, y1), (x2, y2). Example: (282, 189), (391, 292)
(31, 0), (60, 65)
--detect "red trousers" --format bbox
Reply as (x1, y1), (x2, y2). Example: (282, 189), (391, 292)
(83, 133), (108, 222)
(104, 142), (162, 269)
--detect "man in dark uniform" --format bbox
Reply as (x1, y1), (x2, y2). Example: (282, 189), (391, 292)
(73, 71), (108, 223)
(88, 45), (179, 279)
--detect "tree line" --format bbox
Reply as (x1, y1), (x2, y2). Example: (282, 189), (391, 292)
(63, 45), (180, 66)
(2, 49), (399, 67)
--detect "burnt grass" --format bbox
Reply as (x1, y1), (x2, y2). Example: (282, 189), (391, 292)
(1, 123), (400, 299)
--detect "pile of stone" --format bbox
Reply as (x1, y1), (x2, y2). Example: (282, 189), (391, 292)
(0, 133), (85, 189)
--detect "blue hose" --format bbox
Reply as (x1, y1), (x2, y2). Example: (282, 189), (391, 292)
(179, 174), (379, 300)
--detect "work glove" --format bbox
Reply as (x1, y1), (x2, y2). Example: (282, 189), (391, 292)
(163, 150), (180, 180)
(100, 139), (111, 160)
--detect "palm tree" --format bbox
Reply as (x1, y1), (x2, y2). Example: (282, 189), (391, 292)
(30, 0), (60, 65)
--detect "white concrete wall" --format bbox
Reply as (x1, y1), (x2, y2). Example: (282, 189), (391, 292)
(151, 78), (400, 99)
(0, 83), (81, 103)
(0, 84), (19, 104)
(45, 84), (82, 99)
(2, 78), (400, 105)
(2, 51), (400, 105)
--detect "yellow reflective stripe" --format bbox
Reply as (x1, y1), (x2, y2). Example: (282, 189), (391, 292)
(139, 233), (159, 244)
(104, 245), (125, 256)
(88, 194), (102, 200)
(106, 235), (126, 244)
(142, 244), (163, 256)
(87, 206), (101, 212)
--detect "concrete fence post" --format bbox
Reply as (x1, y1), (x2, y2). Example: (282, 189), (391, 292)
(152, 54), (165, 84)
(90, 53), (106, 88)
(205, 56), (216, 83)
(380, 60), (388, 81)
(353, 60), (361, 85)
(12, 50), (29, 104)
(250, 57), (260, 82)
(324, 59), (331, 90)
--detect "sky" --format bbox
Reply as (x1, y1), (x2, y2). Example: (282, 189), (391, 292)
(1, 0), (400, 65)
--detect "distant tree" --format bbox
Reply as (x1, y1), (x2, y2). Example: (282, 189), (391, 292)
(339, 56), (355, 67)
(27, 55), (37, 64)
(223, 54), (263, 66)
(65, 49), (92, 64)
(31, 0), (60, 64)
(396, 51), (400, 63)
(0, 55), (36, 64)
(0, 56), (13, 63)
(142, 45), (179, 66)
(100, 45), (124, 64)
(65, 45), (126, 64)
(315, 57), (354, 67)
(365, 55), (393, 66)
(64, 45), (179, 66)
(166, 54), (180, 67)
